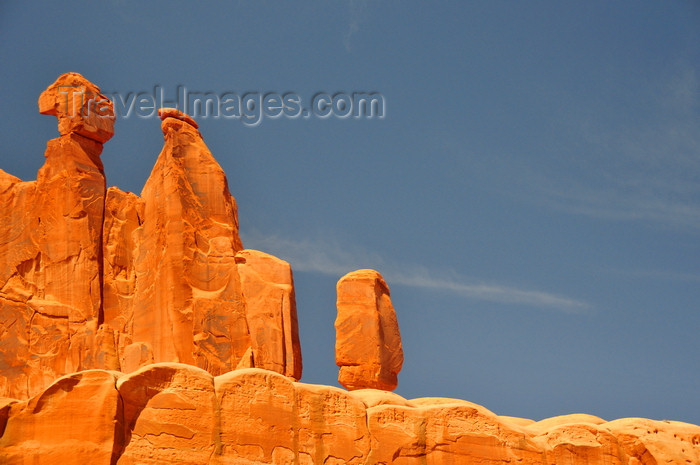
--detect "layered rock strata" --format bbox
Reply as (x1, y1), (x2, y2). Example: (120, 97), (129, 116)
(0, 364), (698, 465)
(335, 269), (403, 391)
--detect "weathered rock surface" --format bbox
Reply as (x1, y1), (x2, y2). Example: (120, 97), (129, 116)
(235, 249), (302, 379)
(366, 400), (543, 465)
(0, 370), (122, 464)
(606, 418), (700, 465)
(0, 73), (112, 399)
(130, 108), (249, 374)
(117, 363), (217, 464)
(38, 71), (115, 143)
(214, 368), (369, 465)
(335, 269), (403, 391)
(1, 73), (698, 464)
(0, 75), (302, 400)
(0, 364), (697, 465)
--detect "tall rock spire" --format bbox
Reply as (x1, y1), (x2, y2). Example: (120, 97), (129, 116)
(0, 73), (114, 397)
(129, 108), (249, 373)
(0, 77), (304, 399)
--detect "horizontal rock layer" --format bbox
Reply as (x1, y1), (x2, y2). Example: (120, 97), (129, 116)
(0, 364), (697, 465)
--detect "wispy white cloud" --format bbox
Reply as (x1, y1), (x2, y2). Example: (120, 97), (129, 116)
(533, 175), (700, 229)
(508, 64), (700, 231)
(387, 269), (589, 312)
(343, 0), (369, 52)
(241, 230), (590, 314)
(244, 232), (383, 275)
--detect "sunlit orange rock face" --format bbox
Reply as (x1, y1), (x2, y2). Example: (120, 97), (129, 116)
(0, 365), (698, 465)
(235, 249), (303, 379)
(0, 74), (302, 401)
(0, 73), (113, 399)
(1, 74), (699, 464)
(38, 71), (115, 143)
(335, 269), (404, 391)
(129, 108), (249, 374)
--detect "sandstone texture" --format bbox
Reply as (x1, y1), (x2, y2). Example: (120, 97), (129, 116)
(38, 71), (115, 143)
(1, 73), (698, 465)
(235, 249), (302, 379)
(0, 364), (698, 465)
(0, 73), (113, 399)
(0, 75), (302, 400)
(335, 269), (403, 391)
(130, 106), (249, 374)
(0, 370), (122, 463)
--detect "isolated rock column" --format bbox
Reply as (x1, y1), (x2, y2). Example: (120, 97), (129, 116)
(335, 269), (403, 391)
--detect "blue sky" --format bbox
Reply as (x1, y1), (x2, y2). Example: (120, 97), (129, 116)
(1, 1), (699, 424)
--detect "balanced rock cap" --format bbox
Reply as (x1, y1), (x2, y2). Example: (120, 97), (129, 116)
(38, 72), (115, 143)
(158, 107), (198, 128)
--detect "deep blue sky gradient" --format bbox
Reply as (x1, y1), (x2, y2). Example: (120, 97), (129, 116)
(1, 1), (699, 424)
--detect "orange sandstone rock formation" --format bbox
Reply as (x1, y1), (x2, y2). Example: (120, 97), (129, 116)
(0, 370), (123, 463)
(0, 364), (698, 465)
(0, 74), (302, 400)
(335, 269), (403, 391)
(129, 107), (249, 374)
(235, 249), (303, 379)
(0, 73), (114, 399)
(1, 73), (699, 465)
(38, 72), (115, 143)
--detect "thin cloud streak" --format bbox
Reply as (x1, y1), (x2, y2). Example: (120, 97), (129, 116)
(535, 179), (700, 230)
(343, 0), (369, 52)
(241, 230), (590, 314)
(538, 65), (700, 230)
(387, 270), (589, 312)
